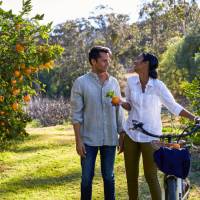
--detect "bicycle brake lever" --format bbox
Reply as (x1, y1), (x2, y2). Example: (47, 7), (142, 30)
(131, 120), (144, 130)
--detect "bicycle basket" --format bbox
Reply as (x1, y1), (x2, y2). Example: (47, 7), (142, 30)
(153, 147), (191, 179)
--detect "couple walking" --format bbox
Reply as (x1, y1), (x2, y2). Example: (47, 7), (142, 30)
(70, 46), (199, 200)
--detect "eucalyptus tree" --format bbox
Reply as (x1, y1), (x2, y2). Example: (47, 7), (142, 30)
(138, 0), (200, 55)
(40, 7), (134, 98)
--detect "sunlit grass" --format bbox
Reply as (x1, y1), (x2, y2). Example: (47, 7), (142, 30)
(0, 124), (199, 200)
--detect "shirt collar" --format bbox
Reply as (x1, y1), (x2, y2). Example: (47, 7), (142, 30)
(147, 78), (154, 87)
(89, 71), (110, 82)
(134, 75), (153, 87)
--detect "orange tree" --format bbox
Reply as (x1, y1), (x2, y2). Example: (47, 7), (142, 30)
(0, 0), (63, 143)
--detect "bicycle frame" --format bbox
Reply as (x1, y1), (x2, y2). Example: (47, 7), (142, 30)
(129, 120), (200, 200)
(163, 176), (190, 200)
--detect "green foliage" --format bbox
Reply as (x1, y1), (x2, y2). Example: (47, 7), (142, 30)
(0, 0), (63, 143)
(20, 0), (32, 15)
(175, 35), (200, 79)
(26, 119), (41, 128)
(40, 11), (131, 98)
(160, 32), (200, 95)
(106, 90), (115, 98)
(180, 68), (200, 144)
(181, 76), (200, 116)
(35, 2), (200, 98)
(159, 37), (188, 95)
(138, 0), (200, 55)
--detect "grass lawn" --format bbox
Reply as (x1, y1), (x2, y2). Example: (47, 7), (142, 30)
(0, 124), (200, 200)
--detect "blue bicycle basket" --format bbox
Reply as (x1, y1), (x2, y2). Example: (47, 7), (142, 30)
(153, 147), (191, 179)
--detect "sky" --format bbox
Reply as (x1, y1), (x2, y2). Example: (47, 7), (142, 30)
(1, 0), (143, 25)
(1, 0), (200, 26)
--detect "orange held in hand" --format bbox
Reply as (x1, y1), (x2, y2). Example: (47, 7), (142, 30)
(106, 90), (121, 106)
(111, 96), (121, 105)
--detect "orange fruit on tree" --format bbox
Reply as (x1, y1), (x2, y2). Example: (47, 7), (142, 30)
(14, 70), (21, 77)
(11, 79), (17, 85)
(20, 63), (26, 69)
(30, 66), (38, 73)
(0, 111), (5, 115)
(49, 60), (55, 66)
(24, 68), (32, 75)
(111, 96), (121, 105)
(15, 23), (21, 31)
(0, 121), (5, 126)
(39, 64), (45, 70)
(16, 44), (25, 52)
(0, 96), (4, 102)
(40, 61), (55, 70)
(44, 62), (52, 69)
(18, 75), (23, 82)
(12, 88), (20, 96)
(23, 95), (31, 103)
(12, 102), (19, 111)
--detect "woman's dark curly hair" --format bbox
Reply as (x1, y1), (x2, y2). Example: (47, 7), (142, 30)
(142, 53), (158, 79)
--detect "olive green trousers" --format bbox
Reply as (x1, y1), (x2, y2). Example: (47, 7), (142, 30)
(124, 134), (162, 200)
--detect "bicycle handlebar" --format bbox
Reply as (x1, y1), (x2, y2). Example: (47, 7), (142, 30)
(129, 120), (200, 141)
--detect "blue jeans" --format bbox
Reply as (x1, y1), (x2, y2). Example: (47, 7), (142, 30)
(81, 144), (116, 200)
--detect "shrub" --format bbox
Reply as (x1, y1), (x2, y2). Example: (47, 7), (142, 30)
(27, 97), (71, 126)
(180, 73), (200, 144)
(0, 0), (63, 142)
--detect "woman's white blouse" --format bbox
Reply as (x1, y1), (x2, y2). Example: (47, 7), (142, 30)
(124, 75), (183, 143)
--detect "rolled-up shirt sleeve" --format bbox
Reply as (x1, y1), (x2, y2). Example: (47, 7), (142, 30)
(116, 106), (125, 133)
(115, 81), (125, 133)
(70, 79), (84, 124)
(158, 81), (183, 116)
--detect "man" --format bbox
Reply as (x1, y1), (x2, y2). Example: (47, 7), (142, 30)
(70, 46), (125, 200)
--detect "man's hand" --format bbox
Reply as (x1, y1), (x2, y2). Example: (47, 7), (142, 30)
(118, 131), (125, 154)
(73, 123), (86, 157)
(76, 139), (86, 158)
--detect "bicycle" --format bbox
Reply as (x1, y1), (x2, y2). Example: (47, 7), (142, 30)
(129, 120), (200, 200)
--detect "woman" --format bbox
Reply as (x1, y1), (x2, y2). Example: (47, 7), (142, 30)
(120, 53), (199, 200)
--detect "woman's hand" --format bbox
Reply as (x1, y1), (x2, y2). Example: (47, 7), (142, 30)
(121, 101), (131, 111)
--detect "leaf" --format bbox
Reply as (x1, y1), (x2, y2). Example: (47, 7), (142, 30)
(20, 0), (32, 16)
(31, 14), (44, 21)
(106, 90), (115, 98)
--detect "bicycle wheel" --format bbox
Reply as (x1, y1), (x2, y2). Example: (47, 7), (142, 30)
(165, 176), (177, 200)
(182, 178), (190, 199)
